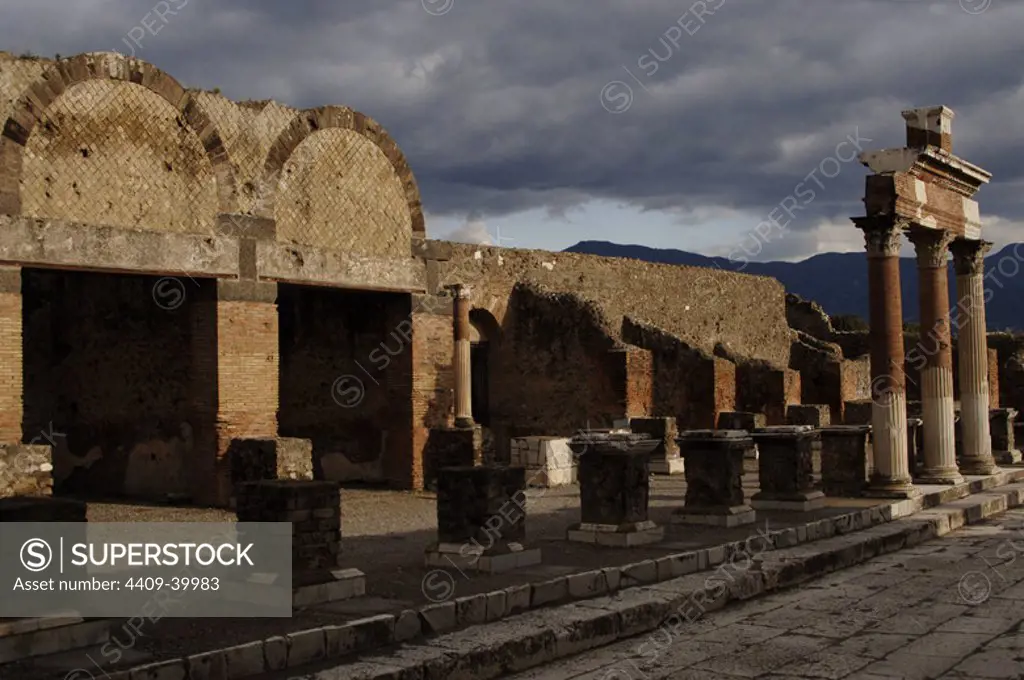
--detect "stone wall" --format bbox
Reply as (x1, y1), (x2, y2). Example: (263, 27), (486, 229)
(0, 52), (426, 293)
(434, 243), (794, 368)
(622, 320), (736, 429)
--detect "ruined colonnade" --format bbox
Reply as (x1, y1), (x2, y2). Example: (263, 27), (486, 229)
(855, 106), (1000, 498)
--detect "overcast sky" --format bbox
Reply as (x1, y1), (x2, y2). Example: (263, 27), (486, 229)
(3, 0), (1022, 260)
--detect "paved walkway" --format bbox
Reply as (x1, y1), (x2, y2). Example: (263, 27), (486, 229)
(506, 507), (1024, 680)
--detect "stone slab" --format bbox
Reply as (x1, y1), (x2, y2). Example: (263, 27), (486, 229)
(671, 507), (757, 527)
(566, 525), (665, 547)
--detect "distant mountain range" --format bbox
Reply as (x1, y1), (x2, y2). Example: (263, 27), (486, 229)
(564, 241), (1024, 332)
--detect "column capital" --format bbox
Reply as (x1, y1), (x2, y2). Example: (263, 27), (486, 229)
(854, 217), (906, 258)
(907, 228), (954, 268)
(950, 239), (992, 276)
(445, 283), (471, 299)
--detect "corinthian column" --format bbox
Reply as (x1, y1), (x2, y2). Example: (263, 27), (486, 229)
(908, 227), (962, 485)
(854, 217), (916, 498)
(951, 239), (999, 475)
(449, 284), (474, 428)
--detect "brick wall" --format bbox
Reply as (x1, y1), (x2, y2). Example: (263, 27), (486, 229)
(0, 266), (21, 443)
(435, 243), (793, 368)
(623, 348), (654, 417)
(278, 285), (412, 486)
(23, 269), (195, 499)
(188, 279), (279, 506)
(622, 320), (736, 429)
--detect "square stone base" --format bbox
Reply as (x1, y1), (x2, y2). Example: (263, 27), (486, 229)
(566, 521), (665, 547)
(751, 491), (826, 511)
(649, 457), (685, 475)
(425, 543), (542, 574)
(670, 506), (756, 527)
(293, 568), (366, 608)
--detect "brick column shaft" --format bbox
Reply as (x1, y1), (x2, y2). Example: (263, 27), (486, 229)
(858, 219), (915, 497)
(952, 239), (999, 475)
(189, 279), (279, 506)
(451, 285), (473, 428)
(909, 228), (963, 485)
(0, 266), (21, 443)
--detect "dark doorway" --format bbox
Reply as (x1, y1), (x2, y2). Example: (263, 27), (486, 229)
(471, 341), (491, 426)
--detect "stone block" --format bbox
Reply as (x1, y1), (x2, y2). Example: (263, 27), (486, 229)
(223, 641), (265, 679)
(228, 438), (314, 502)
(750, 426), (825, 511)
(716, 412), (765, 430)
(991, 408), (1022, 464)
(235, 480), (345, 584)
(820, 425), (871, 497)
(263, 636), (287, 671)
(394, 609), (421, 642)
(566, 520), (664, 547)
(423, 427), (483, 489)
(843, 399), (874, 425)
(787, 404), (831, 427)
(0, 443), (53, 498)
(435, 465), (526, 546)
(185, 650), (227, 680)
(286, 628), (326, 668)
(907, 418), (924, 473)
(514, 437), (577, 487)
(673, 430), (755, 525)
(571, 432), (659, 527)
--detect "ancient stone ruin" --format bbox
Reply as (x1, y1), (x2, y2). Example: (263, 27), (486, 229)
(0, 52), (1021, 512)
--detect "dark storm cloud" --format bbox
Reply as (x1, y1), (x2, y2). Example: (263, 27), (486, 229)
(2, 0), (1022, 253)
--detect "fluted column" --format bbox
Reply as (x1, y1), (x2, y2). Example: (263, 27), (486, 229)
(908, 228), (962, 485)
(855, 217), (916, 498)
(449, 284), (474, 428)
(951, 239), (999, 475)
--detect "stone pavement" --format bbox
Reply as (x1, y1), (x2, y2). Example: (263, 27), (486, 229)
(506, 508), (1024, 680)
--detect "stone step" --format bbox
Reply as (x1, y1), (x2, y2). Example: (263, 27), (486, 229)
(0, 617), (112, 665)
(290, 476), (1024, 679)
(39, 469), (1024, 680)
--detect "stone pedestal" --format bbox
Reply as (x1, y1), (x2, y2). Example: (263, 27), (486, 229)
(907, 418), (924, 475)
(629, 417), (684, 475)
(510, 437), (576, 487)
(787, 405), (830, 488)
(820, 425), (871, 497)
(423, 426), (484, 490)
(673, 430), (755, 527)
(991, 408), (1022, 464)
(566, 432), (663, 546)
(425, 465), (540, 573)
(228, 437), (313, 507)
(236, 480), (365, 606)
(750, 426), (825, 510)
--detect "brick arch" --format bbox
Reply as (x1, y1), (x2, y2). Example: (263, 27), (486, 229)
(0, 51), (236, 216)
(260, 105), (425, 238)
